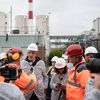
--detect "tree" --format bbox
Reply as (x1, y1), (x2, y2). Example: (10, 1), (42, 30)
(48, 48), (64, 66)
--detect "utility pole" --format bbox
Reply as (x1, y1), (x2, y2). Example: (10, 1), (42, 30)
(84, 34), (87, 49)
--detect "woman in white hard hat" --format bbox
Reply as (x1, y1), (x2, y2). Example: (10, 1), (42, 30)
(84, 46), (98, 62)
(47, 56), (58, 75)
(50, 58), (68, 100)
(46, 56), (58, 100)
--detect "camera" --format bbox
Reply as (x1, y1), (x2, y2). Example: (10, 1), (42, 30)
(0, 58), (9, 67)
(0, 66), (22, 82)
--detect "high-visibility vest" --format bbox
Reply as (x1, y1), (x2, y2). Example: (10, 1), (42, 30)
(66, 62), (90, 100)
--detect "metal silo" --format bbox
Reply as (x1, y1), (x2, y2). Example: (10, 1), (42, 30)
(15, 15), (28, 34)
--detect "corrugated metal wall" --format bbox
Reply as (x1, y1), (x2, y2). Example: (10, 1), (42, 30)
(0, 34), (45, 60)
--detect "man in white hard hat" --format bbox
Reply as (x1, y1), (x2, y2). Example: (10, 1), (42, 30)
(84, 46), (98, 99)
(84, 46), (98, 62)
(21, 43), (47, 100)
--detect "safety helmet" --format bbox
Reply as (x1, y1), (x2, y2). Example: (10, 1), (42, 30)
(55, 58), (66, 69)
(0, 53), (7, 60)
(51, 56), (58, 62)
(85, 46), (98, 55)
(62, 54), (68, 60)
(7, 48), (23, 61)
(66, 44), (83, 57)
(27, 43), (38, 51)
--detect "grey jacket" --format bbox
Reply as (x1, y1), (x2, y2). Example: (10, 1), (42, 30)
(0, 82), (25, 100)
(84, 88), (100, 100)
(84, 78), (95, 99)
(21, 59), (48, 100)
(50, 73), (67, 100)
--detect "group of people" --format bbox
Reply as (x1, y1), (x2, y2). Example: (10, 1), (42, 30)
(0, 43), (47, 100)
(0, 43), (100, 100)
(46, 44), (100, 100)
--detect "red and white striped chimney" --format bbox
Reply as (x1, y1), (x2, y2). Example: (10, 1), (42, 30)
(28, 0), (34, 34)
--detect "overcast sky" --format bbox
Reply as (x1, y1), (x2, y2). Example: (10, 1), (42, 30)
(0, 0), (100, 34)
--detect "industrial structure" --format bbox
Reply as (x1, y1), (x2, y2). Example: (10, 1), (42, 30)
(93, 17), (100, 35)
(36, 15), (50, 55)
(15, 15), (28, 34)
(0, 12), (7, 35)
(1, 1), (100, 58)
(28, 0), (34, 34)
(87, 18), (100, 51)
(0, 34), (45, 60)
(50, 34), (80, 49)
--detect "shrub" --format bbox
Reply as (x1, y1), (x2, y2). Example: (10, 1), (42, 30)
(48, 48), (64, 66)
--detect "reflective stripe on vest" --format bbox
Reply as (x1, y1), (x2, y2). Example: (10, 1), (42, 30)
(68, 67), (85, 89)
(24, 90), (33, 100)
(67, 80), (82, 87)
(24, 89), (33, 96)
(20, 79), (34, 90)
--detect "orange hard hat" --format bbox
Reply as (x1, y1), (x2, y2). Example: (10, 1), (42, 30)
(66, 44), (83, 57)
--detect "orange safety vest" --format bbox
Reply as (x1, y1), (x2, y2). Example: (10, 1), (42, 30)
(66, 62), (90, 100)
(0, 63), (37, 97)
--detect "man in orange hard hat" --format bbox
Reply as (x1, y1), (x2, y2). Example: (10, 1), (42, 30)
(0, 48), (37, 100)
(66, 44), (90, 100)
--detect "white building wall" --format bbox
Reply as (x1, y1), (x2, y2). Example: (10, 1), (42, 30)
(93, 18), (100, 34)
(0, 12), (7, 35)
(15, 15), (28, 34)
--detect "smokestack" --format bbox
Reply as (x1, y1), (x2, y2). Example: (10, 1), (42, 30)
(28, 0), (34, 34)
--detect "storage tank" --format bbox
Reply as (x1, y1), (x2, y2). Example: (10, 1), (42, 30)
(15, 15), (28, 34)
(0, 12), (7, 35)
(36, 15), (49, 35)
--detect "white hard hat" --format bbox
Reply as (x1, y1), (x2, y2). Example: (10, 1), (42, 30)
(0, 53), (7, 60)
(85, 46), (98, 55)
(51, 56), (58, 62)
(55, 58), (66, 69)
(62, 54), (68, 60)
(27, 43), (38, 51)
